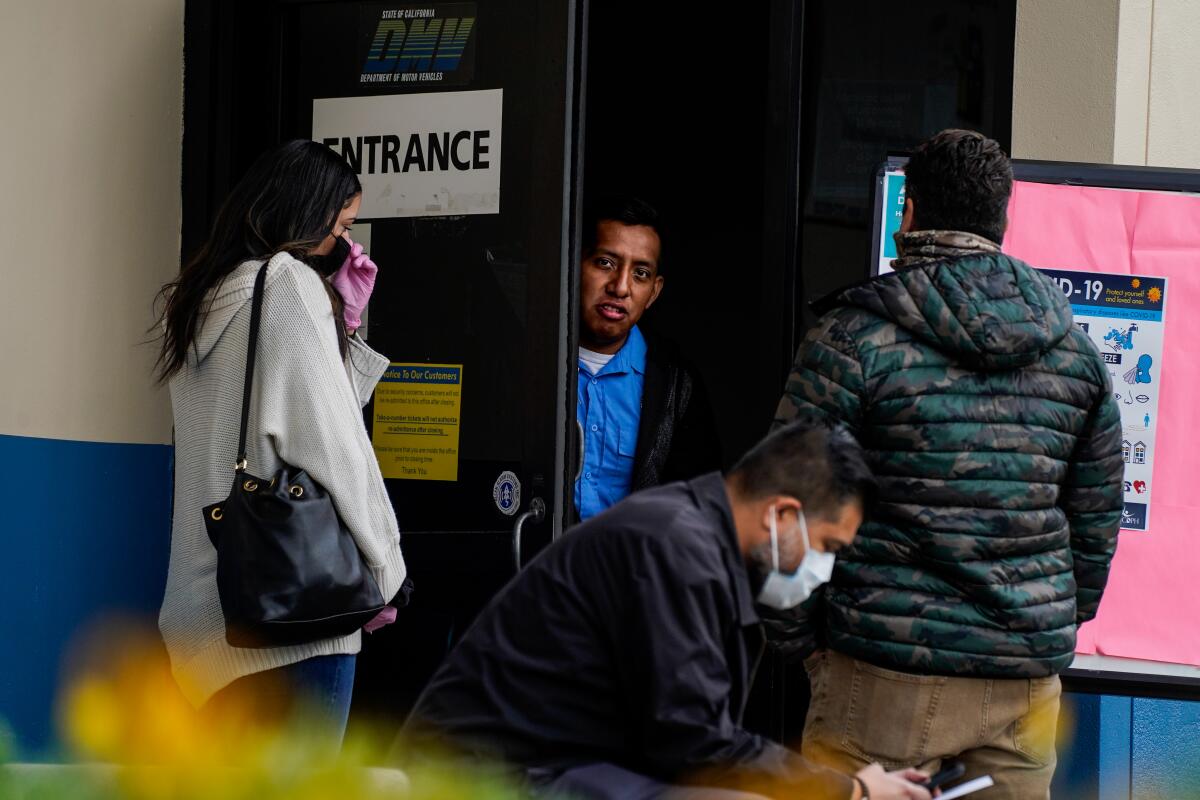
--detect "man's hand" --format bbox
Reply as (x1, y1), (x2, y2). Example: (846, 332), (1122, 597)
(856, 763), (932, 800)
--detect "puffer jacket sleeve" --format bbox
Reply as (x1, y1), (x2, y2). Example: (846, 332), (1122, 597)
(772, 311), (866, 432)
(763, 311), (866, 658)
(1061, 372), (1124, 625)
(759, 590), (824, 664)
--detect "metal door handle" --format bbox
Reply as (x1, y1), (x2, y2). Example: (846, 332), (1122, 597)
(575, 419), (585, 482)
(512, 497), (546, 572)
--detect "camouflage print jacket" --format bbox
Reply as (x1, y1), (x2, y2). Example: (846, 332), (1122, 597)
(771, 241), (1124, 678)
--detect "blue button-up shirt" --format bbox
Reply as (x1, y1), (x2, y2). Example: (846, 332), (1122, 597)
(575, 325), (647, 520)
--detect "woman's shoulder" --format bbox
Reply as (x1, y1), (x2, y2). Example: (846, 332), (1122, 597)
(264, 251), (325, 294)
(210, 253), (323, 308)
(262, 252), (335, 317)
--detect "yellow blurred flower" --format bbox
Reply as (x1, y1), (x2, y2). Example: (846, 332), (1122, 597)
(64, 677), (125, 761)
(46, 621), (529, 799)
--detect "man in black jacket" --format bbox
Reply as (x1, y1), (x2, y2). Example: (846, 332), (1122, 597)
(574, 195), (720, 520)
(402, 421), (931, 800)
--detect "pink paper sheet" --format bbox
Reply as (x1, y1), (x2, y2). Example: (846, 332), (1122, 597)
(1004, 181), (1200, 667)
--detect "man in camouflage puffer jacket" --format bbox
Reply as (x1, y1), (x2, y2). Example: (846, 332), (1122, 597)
(772, 130), (1123, 798)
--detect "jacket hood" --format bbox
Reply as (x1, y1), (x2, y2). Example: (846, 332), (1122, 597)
(818, 254), (1074, 370)
(191, 254), (292, 363)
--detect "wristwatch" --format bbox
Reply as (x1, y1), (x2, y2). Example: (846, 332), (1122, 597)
(853, 776), (869, 800)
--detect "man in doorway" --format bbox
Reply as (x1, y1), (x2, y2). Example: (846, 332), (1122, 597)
(403, 419), (931, 800)
(575, 195), (720, 520)
(771, 129), (1124, 797)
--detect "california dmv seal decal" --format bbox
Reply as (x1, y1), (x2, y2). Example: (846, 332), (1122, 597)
(493, 470), (521, 516)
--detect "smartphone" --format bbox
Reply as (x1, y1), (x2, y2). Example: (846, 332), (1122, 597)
(927, 762), (966, 790)
(937, 776), (995, 800)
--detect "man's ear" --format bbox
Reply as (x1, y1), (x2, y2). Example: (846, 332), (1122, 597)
(759, 495), (802, 531)
(900, 197), (916, 234)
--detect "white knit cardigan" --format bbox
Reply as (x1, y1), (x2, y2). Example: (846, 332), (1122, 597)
(159, 253), (407, 707)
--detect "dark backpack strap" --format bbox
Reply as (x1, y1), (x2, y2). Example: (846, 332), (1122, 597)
(235, 261), (270, 472)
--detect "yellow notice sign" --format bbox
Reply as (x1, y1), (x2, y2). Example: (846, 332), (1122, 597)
(372, 363), (463, 481)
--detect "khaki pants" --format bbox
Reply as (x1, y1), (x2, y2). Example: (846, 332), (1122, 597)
(801, 650), (1061, 800)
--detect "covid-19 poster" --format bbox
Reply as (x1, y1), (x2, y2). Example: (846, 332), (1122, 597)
(1038, 270), (1167, 532)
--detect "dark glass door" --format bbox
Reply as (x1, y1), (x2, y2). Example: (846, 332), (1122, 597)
(183, 0), (585, 725)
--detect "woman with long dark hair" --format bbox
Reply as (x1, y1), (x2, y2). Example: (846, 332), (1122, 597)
(155, 140), (406, 742)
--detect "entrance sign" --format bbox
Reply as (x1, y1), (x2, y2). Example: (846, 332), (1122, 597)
(314, 89), (503, 218)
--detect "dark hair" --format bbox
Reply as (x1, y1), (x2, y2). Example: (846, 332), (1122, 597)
(729, 418), (875, 521)
(904, 129), (1013, 245)
(582, 194), (665, 274)
(154, 139), (361, 381)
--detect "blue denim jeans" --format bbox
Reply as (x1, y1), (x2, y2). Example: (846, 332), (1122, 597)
(280, 653), (357, 742)
(205, 654), (357, 748)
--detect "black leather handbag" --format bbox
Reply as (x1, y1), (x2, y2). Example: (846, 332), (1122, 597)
(203, 261), (386, 648)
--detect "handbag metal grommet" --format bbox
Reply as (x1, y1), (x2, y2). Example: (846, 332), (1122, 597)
(243, 479), (259, 492)
(289, 485), (304, 498)
(211, 507), (223, 521)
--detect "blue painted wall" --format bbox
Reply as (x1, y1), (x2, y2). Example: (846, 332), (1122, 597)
(1098, 696), (1133, 800)
(0, 434), (172, 756)
(1056, 691), (1200, 799)
(1054, 693), (1102, 800)
(1131, 697), (1200, 797)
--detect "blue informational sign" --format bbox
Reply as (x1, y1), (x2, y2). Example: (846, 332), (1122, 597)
(877, 171), (906, 271)
(882, 172), (906, 259)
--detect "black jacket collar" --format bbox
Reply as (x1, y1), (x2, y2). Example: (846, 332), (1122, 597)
(688, 472), (760, 629)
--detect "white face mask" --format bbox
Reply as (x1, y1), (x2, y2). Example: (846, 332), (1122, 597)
(756, 504), (837, 611)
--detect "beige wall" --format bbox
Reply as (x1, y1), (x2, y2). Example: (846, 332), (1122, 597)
(0, 1), (183, 445)
(1015, 0), (1200, 169)
(1012, 0), (1121, 162)
(1142, 0), (1200, 167)
(1112, 0), (1153, 164)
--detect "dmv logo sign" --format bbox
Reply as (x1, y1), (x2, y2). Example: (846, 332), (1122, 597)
(360, 4), (477, 87)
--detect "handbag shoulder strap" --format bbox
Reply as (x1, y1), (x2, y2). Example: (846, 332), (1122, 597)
(235, 261), (270, 472)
